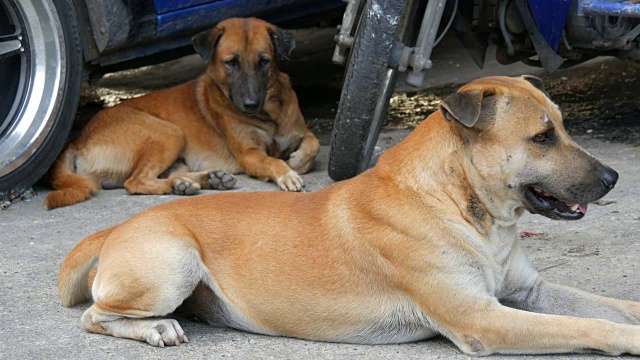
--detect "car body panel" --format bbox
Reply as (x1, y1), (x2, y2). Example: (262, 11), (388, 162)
(157, 0), (343, 36)
(529, 0), (573, 51)
(155, 0), (217, 14)
(82, 0), (344, 68)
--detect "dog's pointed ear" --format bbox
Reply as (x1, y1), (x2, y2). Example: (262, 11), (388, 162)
(268, 26), (296, 61)
(521, 75), (544, 91)
(192, 26), (224, 62)
(439, 90), (489, 129)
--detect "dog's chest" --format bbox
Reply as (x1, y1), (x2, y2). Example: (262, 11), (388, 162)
(254, 127), (273, 146)
(264, 132), (301, 158)
(247, 121), (297, 155)
(274, 134), (301, 155)
(484, 225), (519, 295)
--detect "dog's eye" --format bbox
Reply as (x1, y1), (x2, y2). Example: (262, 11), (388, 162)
(533, 132), (550, 143)
(258, 58), (271, 68)
(224, 58), (240, 69)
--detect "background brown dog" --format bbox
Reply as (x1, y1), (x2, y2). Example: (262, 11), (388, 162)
(44, 17), (319, 209)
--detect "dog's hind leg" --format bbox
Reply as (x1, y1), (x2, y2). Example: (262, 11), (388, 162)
(124, 137), (202, 196)
(82, 308), (189, 347)
(178, 170), (238, 191)
(162, 163), (237, 191)
(81, 232), (206, 347)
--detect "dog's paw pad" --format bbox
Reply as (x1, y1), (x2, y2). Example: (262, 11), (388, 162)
(145, 319), (188, 347)
(172, 178), (201, 195)
(208, 170), (237, 190)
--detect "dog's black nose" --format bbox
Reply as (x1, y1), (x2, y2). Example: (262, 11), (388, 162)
(600, 168), (619, 189)
(243, 98), (260, 112)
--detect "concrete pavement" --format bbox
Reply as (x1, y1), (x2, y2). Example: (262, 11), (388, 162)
(1, 130), (639, 359)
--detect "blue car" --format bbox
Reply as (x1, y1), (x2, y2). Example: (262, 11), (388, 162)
(0, 0), (344, 196)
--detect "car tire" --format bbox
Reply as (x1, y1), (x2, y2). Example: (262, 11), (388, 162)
(0, 0), (82, 197)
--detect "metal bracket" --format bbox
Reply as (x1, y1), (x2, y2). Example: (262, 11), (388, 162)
(593, 23), (640, 50)
(332, 0), (362, 65)
(393, 0), (448, 88)
(336, 0), (451, 87)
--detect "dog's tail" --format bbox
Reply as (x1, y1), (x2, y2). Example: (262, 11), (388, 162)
(44, 145), (98, 209)
(58, 227), (113, 307)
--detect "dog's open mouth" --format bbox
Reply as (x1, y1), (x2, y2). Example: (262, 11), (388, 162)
(524, 186), (588, 220)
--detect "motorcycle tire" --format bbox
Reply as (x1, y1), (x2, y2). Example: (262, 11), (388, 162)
(328, 0), (408, 181)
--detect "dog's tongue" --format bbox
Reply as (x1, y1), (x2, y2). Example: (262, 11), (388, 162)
(579, 203), (588, 214)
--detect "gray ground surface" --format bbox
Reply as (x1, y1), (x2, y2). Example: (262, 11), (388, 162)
(2, 29), (640, 359)
(1, 132), (639, 360)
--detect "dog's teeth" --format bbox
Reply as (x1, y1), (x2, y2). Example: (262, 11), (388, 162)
(535, 188), (549, 196)
(570, 204), (579, 212)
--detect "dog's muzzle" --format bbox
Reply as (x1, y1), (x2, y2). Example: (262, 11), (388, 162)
(523, 167), (618, 220)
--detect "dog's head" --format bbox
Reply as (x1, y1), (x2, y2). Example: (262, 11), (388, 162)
(439, 75), (618, 221)
(192, 18), (295, 115)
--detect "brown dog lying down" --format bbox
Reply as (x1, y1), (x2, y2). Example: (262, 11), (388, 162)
(59, 76), (640, 356)
(44, 18), (319, 209)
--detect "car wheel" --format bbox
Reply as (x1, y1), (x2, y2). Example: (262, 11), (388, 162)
(0, 0), (82, 197)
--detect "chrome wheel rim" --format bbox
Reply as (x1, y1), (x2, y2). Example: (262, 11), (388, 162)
(0, 0), (65, 177)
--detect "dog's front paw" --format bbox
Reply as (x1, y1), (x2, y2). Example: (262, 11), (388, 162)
(172, 178), (201, 195)
(277, 170), (303, 192)
(208, 170), (237, 190)
(144, 319), (189, 347)
(287, 150), (314, 174)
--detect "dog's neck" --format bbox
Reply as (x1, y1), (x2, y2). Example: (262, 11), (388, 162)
(375, 113), (522, 237)
(195, 74), (278, 125)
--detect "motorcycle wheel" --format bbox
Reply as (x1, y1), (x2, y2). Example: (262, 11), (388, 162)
(328, 0), (409, 181)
